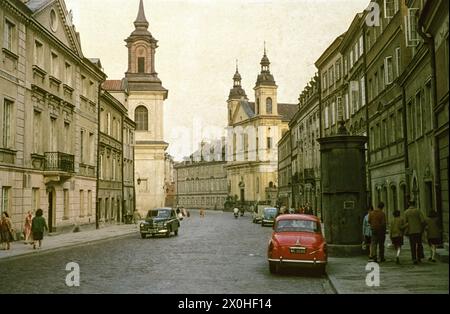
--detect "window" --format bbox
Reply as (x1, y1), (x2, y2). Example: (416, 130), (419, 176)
(1, 187), (11, 215)
(366, 30), (372, 51)
(135, 106), (148, 131)
(80, 190), (85, 217)
(360, 77), (366, 107)
(34, 40), (44, 67)
(354, 42), (359, 61)
(389, 114), (396, 143)
(329, 65), (334, 86)
(381, 119), (387, 147)
(51, 52), (59, 78)
(344, 93), (350, 120)
(384, 0), (396, 18)
(89, 133), (94, 164)
(331, 102), (336, 125)
(407, 101), (414, 139)
(350, 80), (359, 114)
(256, 98), (260, 115)
(343, 57), (348, 76)
(370, 127), (375, 150)
(63, 189), (69, 219)
(106, 113), (111, 135)
(397, 108), (403, 140)
(425, 81), (432, 132)
(33, 110), (41, 154)
(65, 62), (72, 86)
(2, 99), (13, 148)
(80, 130), (84, 163)
(374, 72), (379, 97)
(385, 56), (394, 85)
(32, 188), (40, 211)
(267, 137), (273, 149)
(3, 19), (14, 51)
(99, 155), (103, 180)
(406, 8), (420, 47)
(64, 122), (70, 153)
(337, 97), (343, 121)
(50, 117), (57, 151)
(359, 34), (364, 57)
(89, 81), (94, 99)
(335, 60), (341, 81)
(376, 123), (381, 149)
(266, 97), (273, 114)
(380, 65), (385, 90)
(138, 57), (145, 73)
(349, 51), (354, 69)
(395, 47), (401, 77)
(324, 105), (329, 129)
(368, 78), (373, 101)
(322, 72), (328, 90)
(416, 91), (423, 137)
(81, 75), (87, 96)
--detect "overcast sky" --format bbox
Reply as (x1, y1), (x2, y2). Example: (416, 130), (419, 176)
(65, 0), (368, 160)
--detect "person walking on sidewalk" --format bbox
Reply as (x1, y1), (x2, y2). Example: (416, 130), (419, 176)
(23, 210), (33, 244)
(404, 200), (426, 264)
(0, 212), (14, 250)
(425, 211), (441, 263)
(31, 209), (48, 250)
(390, 210), (406, 264)
(369, 202), (387, 263)
(362, 205), (373, 258)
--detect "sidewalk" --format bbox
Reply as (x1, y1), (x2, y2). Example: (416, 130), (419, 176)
(327, 239), (449, 294)
(0, 224), (138, 261)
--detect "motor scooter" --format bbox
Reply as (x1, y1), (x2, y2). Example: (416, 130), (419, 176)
(233, 208), (239, 219)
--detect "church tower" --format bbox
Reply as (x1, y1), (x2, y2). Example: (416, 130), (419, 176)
(126, 0), (168, 214)
(227, 61), (247, 126)
(254, 45), (278, 116)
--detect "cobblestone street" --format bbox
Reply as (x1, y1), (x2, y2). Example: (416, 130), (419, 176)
(0, 211), (333, 294)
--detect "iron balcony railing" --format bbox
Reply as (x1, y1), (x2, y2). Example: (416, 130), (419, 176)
(44, 152), (75, 172)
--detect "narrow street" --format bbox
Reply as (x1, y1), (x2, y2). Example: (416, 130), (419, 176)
(0, 210), (333, 294)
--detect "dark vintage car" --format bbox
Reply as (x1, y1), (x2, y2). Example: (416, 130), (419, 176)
(267, 214), (327, 274)
(140, 208), (180, 238)
(261, 207), (279, 227)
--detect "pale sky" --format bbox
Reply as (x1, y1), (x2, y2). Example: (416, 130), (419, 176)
(65, 0), (368, 160)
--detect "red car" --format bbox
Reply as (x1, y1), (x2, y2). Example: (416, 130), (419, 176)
(267, 214), (327, 274)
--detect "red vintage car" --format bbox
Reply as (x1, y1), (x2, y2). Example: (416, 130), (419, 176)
(267, 214), (327, 274)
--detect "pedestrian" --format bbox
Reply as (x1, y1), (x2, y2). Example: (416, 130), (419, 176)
(368, 202), (387, 263)
(133, 209), (142, 224)
(199, 208), (205, 218)
(425, 211), (441, 262)
(31, 208), (48, 250)
(390, 210), (406, 264)
(404, 200), (426, 264)
(0, 212), (14, 250)
(24, 210), (33, 244)
(362, 205), (373, 258)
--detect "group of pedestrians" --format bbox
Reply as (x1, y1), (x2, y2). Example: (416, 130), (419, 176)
(0, 209), (48, 251)
(363, 200), (442, 264)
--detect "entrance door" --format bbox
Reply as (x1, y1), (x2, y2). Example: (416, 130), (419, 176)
(48, 189), (55, 232)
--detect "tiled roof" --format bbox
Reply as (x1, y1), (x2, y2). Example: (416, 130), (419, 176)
(102, 80), (124, 91)
(278, 103), (298, 121)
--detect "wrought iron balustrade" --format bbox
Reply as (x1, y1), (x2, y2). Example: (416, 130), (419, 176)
(44, 152), (75, 172)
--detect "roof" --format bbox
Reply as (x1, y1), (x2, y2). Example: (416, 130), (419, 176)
(276, 214), (320, 222)
(241, 100), (256, 119)
(26, 0), (52, 12)
(278, 103), (298, 121)
(103, 80), (125, 91)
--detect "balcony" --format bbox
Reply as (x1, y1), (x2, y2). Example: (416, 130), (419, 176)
(44, 152), (74, 184)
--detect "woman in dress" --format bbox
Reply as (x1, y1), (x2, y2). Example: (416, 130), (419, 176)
(0, 212), (13, 250)
(31, 208), (48, 249)
(24, 210), (33, 244)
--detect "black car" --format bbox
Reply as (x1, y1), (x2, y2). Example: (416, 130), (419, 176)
(140, 208), (180, 238)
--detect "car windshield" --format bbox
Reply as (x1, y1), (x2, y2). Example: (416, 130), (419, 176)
(275, 219), (320, 233)
(264, 208), (277, 218)
(147, 209), (171, 219)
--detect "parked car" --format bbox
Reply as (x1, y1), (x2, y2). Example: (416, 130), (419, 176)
(261, 207), (279, 227)
(267, 214), (327, 274)
(140, 208), (180, 238)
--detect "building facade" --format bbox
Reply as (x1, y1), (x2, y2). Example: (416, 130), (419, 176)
(290, 76), (321, 212)
(97, 90), (135, 225)
(103, 0), (168, 216)
(175, 142), (228, 210)
(0, 0), (105, 233)
(277, 130), (291, 207)
(226, 51), (297, 207)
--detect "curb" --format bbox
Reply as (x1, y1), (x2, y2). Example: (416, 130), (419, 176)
(0, 229), (137, 263)
(326, 272), (340, 294)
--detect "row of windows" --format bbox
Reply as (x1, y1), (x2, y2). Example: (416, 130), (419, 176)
(179, 179), (227, 194)
(256, 97), (273, 115)
(178, 166), (226, 179)
(99, 153), (122, 182)
(179, 196), (227, 207)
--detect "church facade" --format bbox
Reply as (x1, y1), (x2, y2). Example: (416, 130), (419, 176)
(225, 51), (297, 207)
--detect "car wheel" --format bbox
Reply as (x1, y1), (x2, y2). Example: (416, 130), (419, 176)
(140, 233), (146, 239)
(166, 228), (171, 237)
(269, 262), (278, 274)
(261, 222), (265, 227)
(318, 265), (326, 276)
(174, 229), (178, 236)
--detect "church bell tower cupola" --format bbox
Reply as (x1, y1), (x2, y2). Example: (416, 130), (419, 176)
(254, 43), (278, 116)
(125, 0), (167, 98)
(228, 60), (247, 101)
(256, 44), (276, 87)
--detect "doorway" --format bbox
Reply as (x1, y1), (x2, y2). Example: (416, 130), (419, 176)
(47, 188), (56, 232)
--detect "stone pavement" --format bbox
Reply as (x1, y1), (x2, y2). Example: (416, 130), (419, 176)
(0, 223), (138, 261)
(327, 238), (449, 294)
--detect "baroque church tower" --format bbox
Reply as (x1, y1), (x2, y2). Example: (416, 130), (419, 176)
(126, 0), (168, 213)
(254, 46), (278, 117)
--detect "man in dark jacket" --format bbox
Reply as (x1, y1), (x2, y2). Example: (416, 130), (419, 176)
(368, 202), (387, 263)
(404, 200), (426, 264)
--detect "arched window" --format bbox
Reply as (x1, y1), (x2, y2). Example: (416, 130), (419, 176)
(256, 99), (260, 115)
(135, 106), (148, 131)
(266, 97), (273, 114)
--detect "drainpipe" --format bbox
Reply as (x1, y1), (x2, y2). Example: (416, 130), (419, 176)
(317, 70), (323, 221)
(96, 82), (104, 230)
(401, 85), (411, 199)
(121, 114), (125, 223)
(362, 23), (372, 208)
(418, 11), (442, 219)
